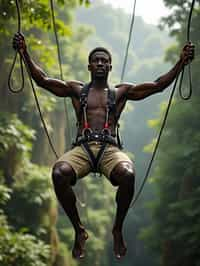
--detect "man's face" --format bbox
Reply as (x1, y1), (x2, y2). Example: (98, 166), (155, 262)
(88, 51), (112, 78)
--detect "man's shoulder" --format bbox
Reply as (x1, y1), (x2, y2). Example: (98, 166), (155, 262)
(115, 82), (135, 89)
(114, 82), (136, 98)
(66, 80), (84, 89)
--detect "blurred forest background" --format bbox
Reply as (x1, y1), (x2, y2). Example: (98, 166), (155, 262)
(0, 0), (199, 266)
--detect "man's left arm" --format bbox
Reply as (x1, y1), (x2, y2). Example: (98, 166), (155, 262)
(126, 43), (195, 101)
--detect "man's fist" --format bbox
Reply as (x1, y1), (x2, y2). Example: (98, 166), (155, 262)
(180, 42), (195, 65)
(13, 32), (26, 53)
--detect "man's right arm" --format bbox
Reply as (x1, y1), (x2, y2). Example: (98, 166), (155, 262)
(13, 33), (80, 97)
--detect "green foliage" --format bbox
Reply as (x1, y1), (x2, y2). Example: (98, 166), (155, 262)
(0, 225), (50, 266)
(142, 2), (200, 265)
(0, 184), (11, 207)
(0, 173), (51, 266)
(0, 0), (94, 265)
(0, 112), (35, 159)
(0, 0), (183, 265)
(4, 161), (53, 235)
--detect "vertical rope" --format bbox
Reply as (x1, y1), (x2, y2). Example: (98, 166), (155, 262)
(130, 0), (195, 208)
(49, 0), (72, 149)
(8, 0), (58, 159)
(120, 0), (137, 83)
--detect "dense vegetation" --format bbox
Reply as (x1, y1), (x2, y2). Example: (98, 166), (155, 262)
(0, 1), (89, 265)
(141, 1), (200, 266)
(2, 0), (196, 266)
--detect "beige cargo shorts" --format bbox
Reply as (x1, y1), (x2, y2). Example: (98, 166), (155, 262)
(56, 141), (134, 183)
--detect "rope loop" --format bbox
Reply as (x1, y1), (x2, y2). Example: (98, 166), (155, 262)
(8, 0), (58, 159)
(8, 0), (24, 93)
(8, 51), (25, 93)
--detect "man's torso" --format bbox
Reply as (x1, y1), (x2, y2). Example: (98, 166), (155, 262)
(69, 81), (129, 136)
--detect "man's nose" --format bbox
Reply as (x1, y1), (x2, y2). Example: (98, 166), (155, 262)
(97, 59), (103, 66)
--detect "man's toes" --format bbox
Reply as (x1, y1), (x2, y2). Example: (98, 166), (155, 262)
(114, 243), (127, 259)
(116, 253), (121, 259)
(72, 248), (85, 259)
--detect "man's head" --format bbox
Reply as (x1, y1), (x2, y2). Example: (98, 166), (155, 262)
(88, 47), (112, 79)
(88, 47), (112, 63)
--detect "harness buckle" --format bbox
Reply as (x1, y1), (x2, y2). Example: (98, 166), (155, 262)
(101, 128), (111, 136)
(82, 127), (93, 141)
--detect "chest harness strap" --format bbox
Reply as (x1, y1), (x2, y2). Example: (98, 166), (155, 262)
(75, 83), (122, 173)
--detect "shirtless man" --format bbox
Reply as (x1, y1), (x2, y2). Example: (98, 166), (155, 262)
(13, 33), (194, 259)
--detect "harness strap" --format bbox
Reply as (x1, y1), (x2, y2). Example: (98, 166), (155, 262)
(81, 142), (97, 171)
(75, 83), (123, 172)
(117, 123), (123, 150)
(81, 142), (107, 172)
(78, 82), (91, 127)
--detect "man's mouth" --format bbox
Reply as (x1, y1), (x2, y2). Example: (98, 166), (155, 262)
(96, 69), (105, 73)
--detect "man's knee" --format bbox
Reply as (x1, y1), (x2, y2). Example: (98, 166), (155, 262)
(52, 161), (76, 186)
(110, 162), (135, 187)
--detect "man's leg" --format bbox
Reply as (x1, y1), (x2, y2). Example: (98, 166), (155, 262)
(52, 161), (88, 259)
(110, 161), (135, 259)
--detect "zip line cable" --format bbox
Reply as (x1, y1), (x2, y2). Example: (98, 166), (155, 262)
(130, 0), (195, 208)
(120, 0), (137, 83)
(8, 0), (58, 159)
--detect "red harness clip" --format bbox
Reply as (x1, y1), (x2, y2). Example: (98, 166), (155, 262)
(84, 122), (90, 129)
(104, 122), (109, 129)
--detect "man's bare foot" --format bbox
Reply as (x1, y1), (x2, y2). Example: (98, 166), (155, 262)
(112, 230), (127, 259)
(72, 229), (88, 259)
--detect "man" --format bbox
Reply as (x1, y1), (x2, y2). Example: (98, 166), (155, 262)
(13, 32), (194, 259)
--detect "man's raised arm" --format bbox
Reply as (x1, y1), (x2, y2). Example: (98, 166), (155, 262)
(13, 32), (80, 97)
(125, 43), (195, 101)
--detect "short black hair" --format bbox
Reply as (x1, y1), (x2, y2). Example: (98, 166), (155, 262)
(88, 47), (112, 63)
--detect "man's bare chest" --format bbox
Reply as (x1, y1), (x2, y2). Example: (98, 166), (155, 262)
(86, 88), (108, 110)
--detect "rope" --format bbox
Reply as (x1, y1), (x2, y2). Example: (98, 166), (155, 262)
(8, 0), (24, 93)
(129, 0), (195, 208)
(130, 72), (180, 207)
(178, 0), (195, 100)
(21, 53), (59, 159)
(8, 0), (58, 159)
(120, 0), (137, 82)
(49, 0), (72, 149)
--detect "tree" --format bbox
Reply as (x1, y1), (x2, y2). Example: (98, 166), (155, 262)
(141, 1), (200, 265)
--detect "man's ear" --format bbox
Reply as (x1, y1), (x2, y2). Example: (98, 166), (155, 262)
(88, 64), (91, 71)
(109, 64), (112, 71)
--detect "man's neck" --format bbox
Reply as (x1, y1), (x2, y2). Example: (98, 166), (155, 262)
(90, 78), (108, 89)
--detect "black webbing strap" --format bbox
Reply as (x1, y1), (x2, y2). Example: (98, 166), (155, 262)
(107, 87), (116, 113)
(95, 142), (107, 170)
(108, 87), (123, 149)
(76, 84), (123, 172)
(78, 82), (91, 124)
(81, 142), (107, 172)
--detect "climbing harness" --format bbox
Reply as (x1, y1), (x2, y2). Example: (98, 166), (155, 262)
(129, 0), (195, 208)
(73, 83), (123, 172)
